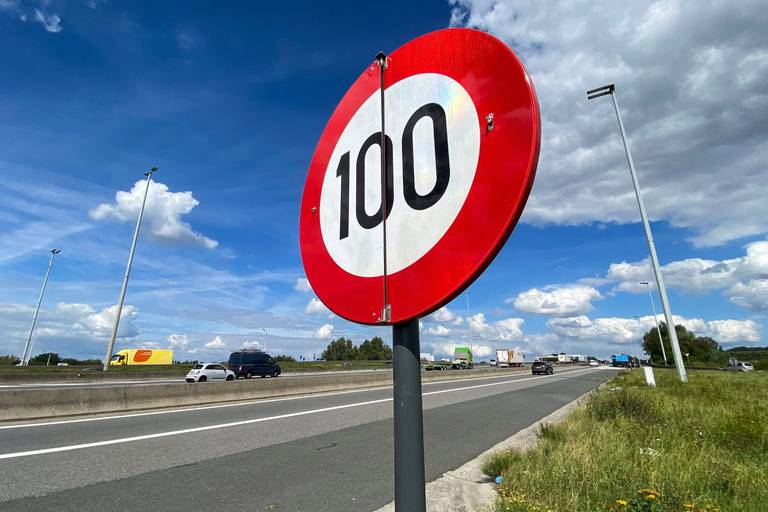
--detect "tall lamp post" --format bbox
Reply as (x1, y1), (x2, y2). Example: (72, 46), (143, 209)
(587, 84), (687, 382)
(21, 249), (61, 366)
(103, 167), (157, 371)
(262, 328), (268, 352)
(640, 281), (667, 366)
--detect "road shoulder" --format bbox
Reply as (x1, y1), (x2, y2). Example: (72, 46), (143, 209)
(376, 387), (596, 512)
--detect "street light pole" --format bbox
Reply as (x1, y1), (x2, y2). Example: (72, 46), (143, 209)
(641, 281), (667, 365)
(588, 84), (687, 382)
(21, 249), (61, 366)
(466, 293), (471, 346)
(103, 167), (157, 372)
(262, 328), (268, 352)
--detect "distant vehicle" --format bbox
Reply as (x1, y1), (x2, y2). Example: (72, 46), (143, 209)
(611, 354), (633, 368)
(228, 350), (281, 379)
(496, 349), (524, 368)
(726, 359), (754, 372)
(186, 363), (235, 383)
(489, 359), (497, 367)
(532, 361), (554, 375)
(451, 347), (473, 369)
(426, 359), (451, 371)
(589, 360), (599, 367)
(109, 349), (173, 366)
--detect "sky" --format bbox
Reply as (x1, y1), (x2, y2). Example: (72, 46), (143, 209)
(1, 0), (766, 363)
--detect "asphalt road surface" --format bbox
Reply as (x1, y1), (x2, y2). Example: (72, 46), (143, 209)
(0, 367), (616, 511)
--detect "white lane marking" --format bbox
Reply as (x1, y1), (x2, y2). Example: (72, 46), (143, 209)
(0, 368), (605, 460)
(0, 368), (589, 430)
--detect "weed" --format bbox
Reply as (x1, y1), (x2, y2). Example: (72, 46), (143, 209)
(486, 370), (768, 512)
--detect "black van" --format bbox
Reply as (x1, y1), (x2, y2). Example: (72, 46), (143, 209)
(228, 350), (282, 379)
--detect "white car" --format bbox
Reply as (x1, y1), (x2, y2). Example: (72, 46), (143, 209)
(589, 361), (599, 367)
(186, 363), (236, 383)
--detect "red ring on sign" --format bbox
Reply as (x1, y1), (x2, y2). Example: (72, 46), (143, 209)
(300, 28), (540, 325)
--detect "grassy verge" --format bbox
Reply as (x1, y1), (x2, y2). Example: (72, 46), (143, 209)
(483, 369), (768, 512)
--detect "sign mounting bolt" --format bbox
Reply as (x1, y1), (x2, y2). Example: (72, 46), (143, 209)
(311, 207), (317, 214)
(486, 113), (494, 132)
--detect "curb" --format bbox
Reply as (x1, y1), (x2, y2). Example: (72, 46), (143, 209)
(375, 388), (596, 512)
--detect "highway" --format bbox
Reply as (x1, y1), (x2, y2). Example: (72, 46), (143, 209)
(0, 367), (615, 511)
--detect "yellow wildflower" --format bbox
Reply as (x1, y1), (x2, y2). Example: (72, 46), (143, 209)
(616, 499), (628, 507)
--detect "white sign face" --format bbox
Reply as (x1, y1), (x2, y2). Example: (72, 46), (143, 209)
(319, 73), (480, 277)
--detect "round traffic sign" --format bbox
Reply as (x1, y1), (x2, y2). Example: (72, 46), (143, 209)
(300, 28), (540, 325)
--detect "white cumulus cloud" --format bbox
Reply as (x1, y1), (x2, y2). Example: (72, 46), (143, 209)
(727, 279), (768, 312)
(511, 285), (601, 317)
(547, 314), (761, 345)
(205, 336), (226, 349)
(495, 317), (525, 341)
(314, 324), (334, 339)
(305, 297), (330, 315)
(425, 325), (451, 337)
(606, 240), (768, 311)
(90, 180), (217, 249)
(450, 0), (768, 247)
(431, 306), (463, 325)
(77, 304), (140, 339)
(294, 278), (312, 292)
(167, 334), (189, 348)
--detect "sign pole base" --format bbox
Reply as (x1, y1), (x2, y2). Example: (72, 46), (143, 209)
(392, 318), (426, 511)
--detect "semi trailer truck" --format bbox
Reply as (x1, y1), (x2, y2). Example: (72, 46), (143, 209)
(109, 349), (173, 366)
(451, 347), (473, 369)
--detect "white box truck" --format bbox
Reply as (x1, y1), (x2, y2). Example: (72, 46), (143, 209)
(495, 349), (524, 368)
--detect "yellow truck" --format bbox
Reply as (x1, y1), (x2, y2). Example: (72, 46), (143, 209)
(109, 349), (173, 366)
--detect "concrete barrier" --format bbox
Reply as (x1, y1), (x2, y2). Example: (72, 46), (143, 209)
(0, 367), (527, 421)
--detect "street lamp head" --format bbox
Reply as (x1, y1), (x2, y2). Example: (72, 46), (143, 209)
(144, 166), (158, 177)
(51, 248), (61, 255)
(587, 83), (615, 100)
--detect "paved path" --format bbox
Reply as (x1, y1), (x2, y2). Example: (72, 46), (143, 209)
(0, 367), (616, 511)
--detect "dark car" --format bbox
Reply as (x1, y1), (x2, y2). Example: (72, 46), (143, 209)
(531, 361), (554, 375)
(228, 350), (281, 379)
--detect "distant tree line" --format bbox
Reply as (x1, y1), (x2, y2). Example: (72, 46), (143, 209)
(0, 353), (103, 366)
(641, 323), (767, 368)
(0, 355), (20, 365)
(24, 353), (103, 365)
(321, 337), (392, 361)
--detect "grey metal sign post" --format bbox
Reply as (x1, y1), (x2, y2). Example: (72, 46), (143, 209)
(392, 319), (426, 510)
(587, 84), (687, 382)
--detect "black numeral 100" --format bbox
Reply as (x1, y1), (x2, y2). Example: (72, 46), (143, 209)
(335, 103), (451, 240)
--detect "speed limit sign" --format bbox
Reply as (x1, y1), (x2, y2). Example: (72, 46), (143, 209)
(300, 28), (540, 325)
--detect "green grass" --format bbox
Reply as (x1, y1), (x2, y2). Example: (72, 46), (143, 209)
(482, 369), (768, 512)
